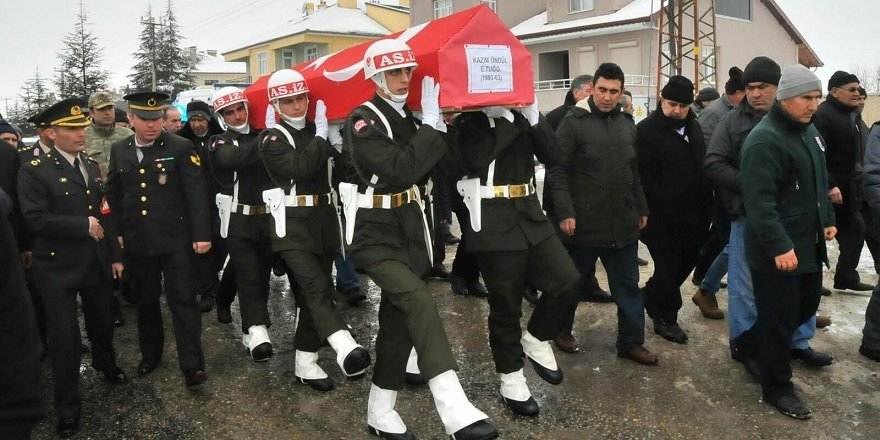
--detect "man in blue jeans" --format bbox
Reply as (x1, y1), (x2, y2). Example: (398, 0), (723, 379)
(704, 56), (830, 370)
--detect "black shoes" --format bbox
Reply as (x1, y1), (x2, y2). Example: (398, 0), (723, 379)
(526, 356), (563, 385)
(523, 284), (539, 305)
(199, 294), (215, 313)
(56, 417), (80, 438)
(367, 425), (416, 440)
(137, 359), (160, 376)
(216, 304), (233, 324)
(343, 347), (371, 378)
(467, 280), (489, 298)
(430, 264), (451, 280)
(790, 348), (833, 367)
(860, 345), (880, 362)
(184, 369), (208, 388)
(450, 272), (488, 298)
(766, 393), (812, 420)
(450, 420), (499, 440)
(653, 320), (688, 344)
(251, 342), (274, 362)
(833, 280), (874, 291)
(580, 286), (613, 303)
(821, 286), (832, 296)
(501, 394), (539, 417)
(297, 376), (334, 391)
(103, 367), (129, 385)
(341, 287), (367, 305)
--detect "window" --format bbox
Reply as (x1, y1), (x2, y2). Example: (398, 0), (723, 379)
(716, 0), (751, 20)
(701, 46), (717, 88)
(281, 50), (295, 69)
(257, 51), (269, 76)
(577, 45), (597, 78)
(433, 0), (452, 19)
(305, 46), (318, 62)
(204, 79), (218, 85)
(538, 51), (570, 82)
(570, 0), (595, 13)
(482, 0), (496, 11)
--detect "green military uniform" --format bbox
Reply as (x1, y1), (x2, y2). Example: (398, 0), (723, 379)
(259, 119), (347, 352)
(344, 94), (456, 390)
(454, 110), (579, 373)
(85, 124), (133, 172)
(209, 128), (275, 334)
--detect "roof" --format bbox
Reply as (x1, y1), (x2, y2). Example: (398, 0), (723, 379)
(511, 0), (822, 67)
(194, 52), (246, 74)
(224, 3), (392, 55)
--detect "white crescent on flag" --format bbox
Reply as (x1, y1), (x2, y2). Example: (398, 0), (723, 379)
(318, 23), (430, 83)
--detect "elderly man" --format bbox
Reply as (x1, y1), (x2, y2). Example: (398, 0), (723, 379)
(85, 91), (133, 172)
(739, 64), (836, 419)
(691, 87), (720, 117)
(163, 106), (183, 134)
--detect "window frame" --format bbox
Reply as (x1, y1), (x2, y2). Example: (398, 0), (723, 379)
(433, 0), (453, 19)
(715, 0), (751, 21)
(570, 0), (595, 13)
(257, 51), (269, 76)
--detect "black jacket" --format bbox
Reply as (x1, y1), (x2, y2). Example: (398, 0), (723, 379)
(637, 107), (712, 248)
(813, 95), (864, 212)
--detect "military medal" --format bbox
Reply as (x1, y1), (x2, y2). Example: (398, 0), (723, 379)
(158, 171), (167, 185)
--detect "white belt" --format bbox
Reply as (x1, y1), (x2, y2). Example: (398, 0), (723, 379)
(284, 193), (332, 208)
(356, 186), (420, 209)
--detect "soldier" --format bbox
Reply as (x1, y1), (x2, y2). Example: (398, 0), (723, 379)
(341, 39), (496, 439)
(105, 91), (211, 388)
(84, 90), (134, 172)
(453, 99), (580, 416)
(17, 98), (127, 437)
(208, 86), (281, 361)
(259, 69), (369, 390)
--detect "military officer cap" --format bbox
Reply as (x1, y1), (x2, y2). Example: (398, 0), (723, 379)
(31, 97), (91, 127)
(88, 90), (116, 109)
(26, 112), (50, 128)
(124, 91), (170, 120)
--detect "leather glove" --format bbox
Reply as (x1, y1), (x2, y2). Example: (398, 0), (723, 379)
(314, 99), (329, 140)
(481, 106), (514, 123)
(420, 76), (440, 129)
(516, 94), (540, 127)
(328, 123), (343, 150)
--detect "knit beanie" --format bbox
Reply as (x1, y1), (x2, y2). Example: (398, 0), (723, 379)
(725, 66), (744, 95)
(859, 86), (867, 97)
(0, 120), (16, 137)
(696, 87), (720, 102)
(777, 64), (822, 100)
(827, 70), (859, 91)
(742, 56), (781, 86)
(661, 75), (695, 104)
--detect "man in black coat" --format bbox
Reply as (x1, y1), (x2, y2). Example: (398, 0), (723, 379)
(637, 76), (712, 344)
(813, 70), (872, 291)
(105, 92), (211, 388)
(17, 99), (128, 437)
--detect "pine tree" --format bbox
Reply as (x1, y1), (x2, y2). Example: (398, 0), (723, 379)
(158, 0), (196, 98)
(54, 0), (110, 99)
(16, 68), (56, 129)
(129, 5), (157, 92)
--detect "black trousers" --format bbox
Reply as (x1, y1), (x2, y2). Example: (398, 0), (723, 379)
(643, 245), (701, 324)
(128, 250), (204, 373)
(226, 233), (273, 332)
(195, 234), (229, 298)
(215, 262), (237, 309)
(280, 249), (345, 350)
(750, 270), (822, 399)
(40, 269), (116, 419)
(833, 204), (866, 285)
(450, 206), (481, 282)
(860, 201), (880, 273)
(693, 194), (731, 280)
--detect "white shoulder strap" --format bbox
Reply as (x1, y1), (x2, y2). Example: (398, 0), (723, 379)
(486, 118), (497, 186)
(360, 101), (390, 196)
(231, 139), (240, 205)
(271, 125), (298, 196)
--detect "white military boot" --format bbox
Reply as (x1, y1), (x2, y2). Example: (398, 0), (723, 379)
(499, 369), (539, 416)
(294, 350), (333, 391)
(520, 330), (562, 384)
(427, 370), (498, 439)
(241, 324), (273, 362)
(326, 329), (371, 377)
(367, 384), (414, 439)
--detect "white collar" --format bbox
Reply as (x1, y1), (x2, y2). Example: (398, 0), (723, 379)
(55, 149), (79, 167)
(37, 141), (52, 154)
(378, 94), (407, 117)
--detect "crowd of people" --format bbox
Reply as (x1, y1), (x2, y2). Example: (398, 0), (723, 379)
(2, 38), (880, 440)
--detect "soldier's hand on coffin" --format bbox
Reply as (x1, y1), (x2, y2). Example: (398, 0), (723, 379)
(112, 262), (125, 279)
(481, 106), (514, 123)
(516, 93), (540, 127)
(315, 99), (329, 140)
(328, 123), (343, 151)
(193, 241), (212, 254)
(88, 216), (104, 241)
(421, 76), (440, 129)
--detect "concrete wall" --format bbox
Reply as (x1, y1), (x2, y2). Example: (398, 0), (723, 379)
(410, 0), (546, 28)
(366, 3), (411, 32)
(547, 0), (634, 24)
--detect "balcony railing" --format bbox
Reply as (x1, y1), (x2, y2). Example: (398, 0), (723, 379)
(535, 74), (657, 91)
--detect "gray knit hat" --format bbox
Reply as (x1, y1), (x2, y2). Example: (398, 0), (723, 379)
(777, 64), (822, 100)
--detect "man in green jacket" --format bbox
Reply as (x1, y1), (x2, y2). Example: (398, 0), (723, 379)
(740, 65), (837, 420)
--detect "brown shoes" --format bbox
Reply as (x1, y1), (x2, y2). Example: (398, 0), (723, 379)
(554, 332), (580, 353)
(816, 315), (832, 329)
(692, 289), (724, 319)
(617, 345), (659, 366)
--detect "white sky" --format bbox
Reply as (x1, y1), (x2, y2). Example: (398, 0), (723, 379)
(0, 0), (876, 117)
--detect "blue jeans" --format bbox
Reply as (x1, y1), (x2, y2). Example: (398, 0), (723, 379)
(728, 219), (814, 349)
(700, 243), (729, 295)
(562, 242), (645, 350)
(334, 249), (359, 291)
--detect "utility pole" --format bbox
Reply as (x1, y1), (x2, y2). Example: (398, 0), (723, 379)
(0, 96), (11, 118)
(55, 66), (66, 98)
(141, 15), (165, 91)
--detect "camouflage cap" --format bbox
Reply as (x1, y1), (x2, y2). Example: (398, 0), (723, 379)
(88, 91), (115, 109)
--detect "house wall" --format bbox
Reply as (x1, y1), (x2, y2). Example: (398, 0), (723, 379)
(410, 0), (546, 28)
(547, 0), (635, 24)
(366, 3), (411, 32)
(191, 71), (249, 86)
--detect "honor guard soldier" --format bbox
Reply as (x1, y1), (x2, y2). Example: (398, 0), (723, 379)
(105, 91), (211, 388)
(341, 39), (497, 440)
(453, 101), (580, 416)
(208, 86), (279, 361)
(260, 69), (369, 390)
(17, 98), (128, 437)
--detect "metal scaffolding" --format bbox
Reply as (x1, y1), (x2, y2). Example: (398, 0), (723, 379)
(656, 0), (718, 98)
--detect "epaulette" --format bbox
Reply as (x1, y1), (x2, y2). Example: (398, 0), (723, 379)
(17, 145), (31, 153)
(85, 156), (98, 164)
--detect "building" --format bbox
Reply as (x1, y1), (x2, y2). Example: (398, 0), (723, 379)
(186, 48), (248, 86)
(223, 0), (410, 82)
(413, 0), (821, 117)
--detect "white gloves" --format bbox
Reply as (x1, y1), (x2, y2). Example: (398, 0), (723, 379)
(314, 99), (329, 140)
(481, 106), (514, 123)
(420, 76), (441, 130)
(328, 123), (343, 151)
(516, 94), (540, 127)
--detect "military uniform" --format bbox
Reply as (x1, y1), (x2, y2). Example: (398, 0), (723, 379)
(344, 94), (457, 389)
(260, 119), (347, 354)
(209, 127), (275, 334)
(105, 93), (210, 379)
(16, 99), (123, 426)
(84, 124), (133, 172)
(454, 110), (579, 377)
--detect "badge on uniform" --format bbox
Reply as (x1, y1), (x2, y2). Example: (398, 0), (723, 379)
(158, 171), (167, 185)
(815, 136), (826, 152)
(100, 196), (111, 214)
(190, 154), (201, 166)
(59, 177), (68, 183)
(33, 148), (40, 157)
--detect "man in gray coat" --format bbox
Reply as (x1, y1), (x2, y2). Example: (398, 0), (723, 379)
(860, 122), (880, 362)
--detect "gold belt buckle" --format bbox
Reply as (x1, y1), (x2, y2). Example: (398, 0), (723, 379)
(391, 192), (404, 208)
(509, 185), (526, 198)
(493, 186), (505, 198)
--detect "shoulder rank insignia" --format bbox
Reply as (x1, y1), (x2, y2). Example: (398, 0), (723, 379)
(30, 159), (40, 166)
(190, 154), (201, 166)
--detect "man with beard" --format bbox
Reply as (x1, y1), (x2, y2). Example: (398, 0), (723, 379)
(85, 91), (133, 172)
(637, 76), (711, 344)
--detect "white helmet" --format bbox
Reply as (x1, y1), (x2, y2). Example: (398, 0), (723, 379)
(211, 86), (248, 112)
(267, 69), (309, 102)
(363, 39), (418, 80)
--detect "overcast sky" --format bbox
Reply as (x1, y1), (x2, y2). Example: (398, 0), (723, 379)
(0, 0), (876, 117)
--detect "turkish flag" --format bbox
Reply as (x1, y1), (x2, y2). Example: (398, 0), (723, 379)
(244, 4), (534, 128)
